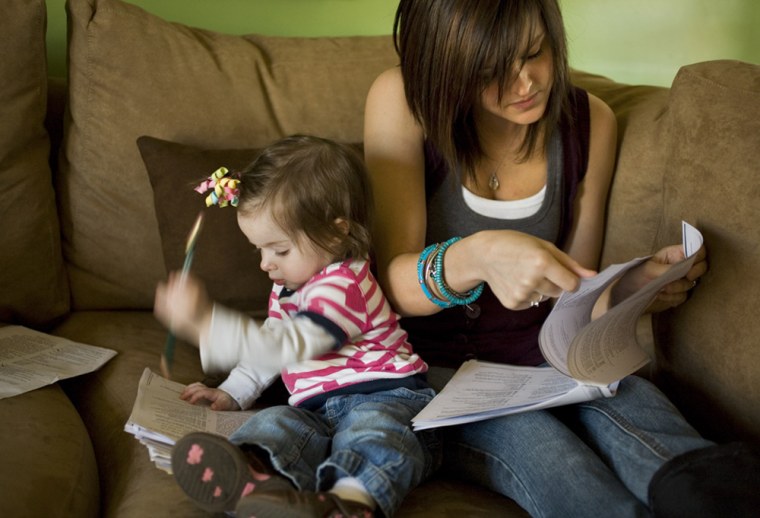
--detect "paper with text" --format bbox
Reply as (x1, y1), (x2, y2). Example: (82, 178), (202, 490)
(412, 360), (616, 430)
(0, 326), (117, 399)
(125, 368), (257, 473)
(540, 221), (703, 384)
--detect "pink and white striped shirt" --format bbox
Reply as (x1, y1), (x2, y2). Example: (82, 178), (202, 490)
(201, 259), (427, 408)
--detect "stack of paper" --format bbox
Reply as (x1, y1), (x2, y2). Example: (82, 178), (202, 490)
(125, 368), (257, 474)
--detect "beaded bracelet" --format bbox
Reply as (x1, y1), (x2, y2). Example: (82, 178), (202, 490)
(417, 237), (485, 308)
(432, 237), (484, 306)
(417, 243), (453, 308)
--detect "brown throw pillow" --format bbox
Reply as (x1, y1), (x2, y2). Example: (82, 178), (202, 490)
(137, 136), (272, 312)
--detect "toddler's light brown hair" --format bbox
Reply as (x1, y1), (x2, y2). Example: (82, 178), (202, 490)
(236, 134), (373, 261)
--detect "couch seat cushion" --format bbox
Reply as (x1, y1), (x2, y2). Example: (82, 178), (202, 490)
(54, 310), (524, 516)
(0, 382), (99, 518)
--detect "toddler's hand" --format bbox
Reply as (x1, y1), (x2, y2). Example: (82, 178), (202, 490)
(181, 382), (241, 411)
(154, 271), (212, 345)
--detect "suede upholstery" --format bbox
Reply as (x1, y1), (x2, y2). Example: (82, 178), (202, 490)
(60, 0), (396, 310)
(0, 0), (68, 326)
(1, 0), (758, 516)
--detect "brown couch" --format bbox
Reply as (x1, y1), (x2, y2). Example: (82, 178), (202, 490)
(2, 0), (758, 516)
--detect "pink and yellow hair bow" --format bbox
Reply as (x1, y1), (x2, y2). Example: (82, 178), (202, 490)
(194, 167), (240, 207)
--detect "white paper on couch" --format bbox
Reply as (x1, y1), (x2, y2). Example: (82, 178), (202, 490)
(0, 325), (117, 400)
(412, 222), (703, 431)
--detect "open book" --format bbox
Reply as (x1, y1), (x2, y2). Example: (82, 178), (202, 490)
(412, 222), (703, 430)
(125, 368), (257, 473)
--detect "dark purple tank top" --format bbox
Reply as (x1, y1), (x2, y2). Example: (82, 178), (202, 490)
(403, 87), (590, 368)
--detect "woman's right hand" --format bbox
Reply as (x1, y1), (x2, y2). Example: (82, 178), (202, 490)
(466, 230), (597, 310)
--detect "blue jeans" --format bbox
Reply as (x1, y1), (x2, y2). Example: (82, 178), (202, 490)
(229, 386), (439, 517)
(427, 367), (713, 518)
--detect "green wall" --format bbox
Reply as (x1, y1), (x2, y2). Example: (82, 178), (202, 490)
(46, 0), (759, 86)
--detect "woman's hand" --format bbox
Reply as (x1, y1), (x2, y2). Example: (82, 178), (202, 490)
(612, 244), (708, 313)
(154, 271), (213, 345)
(181, 382), (240, 411)
(467, 230), (597, 310)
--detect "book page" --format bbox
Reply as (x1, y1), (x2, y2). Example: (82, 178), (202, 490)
(125, 368), (258, 473)
(0, 326), (117, 399)
(125, 368), (257, 443)
(538, 257), (649, 377)
(566, 253), (697, 383)
(411, 360), (615, 430)
(543, 221), (703, 385)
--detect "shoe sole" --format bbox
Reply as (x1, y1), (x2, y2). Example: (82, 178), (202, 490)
(172, 432), (273, 513)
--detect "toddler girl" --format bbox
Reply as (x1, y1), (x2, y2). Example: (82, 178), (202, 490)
(154, 135), (437, 517)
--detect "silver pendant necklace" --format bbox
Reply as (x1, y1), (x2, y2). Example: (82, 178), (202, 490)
(488, 171), (500, 191)
(488, 149), (511, 192)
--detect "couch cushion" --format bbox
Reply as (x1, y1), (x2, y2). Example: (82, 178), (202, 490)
(0, 382), (99, 518)
(54, 311), (524, 517)
(61, 0), (397, 310)
(0, 0), (69, 326)
(54, 312), (210, 517)
(650, 60), (760, 443)
(137, 136), (271, 312)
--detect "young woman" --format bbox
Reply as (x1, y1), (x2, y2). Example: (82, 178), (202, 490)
(364, 1), (711, 516)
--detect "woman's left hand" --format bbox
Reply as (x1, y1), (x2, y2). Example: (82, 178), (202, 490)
(612, 244), (708, 313)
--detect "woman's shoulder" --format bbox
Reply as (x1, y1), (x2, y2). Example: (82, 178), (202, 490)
(364, 66), (425, 156)
(586, 91), (616, 130)
(366, 66), (413, 121)
(368, 66), (404, 96)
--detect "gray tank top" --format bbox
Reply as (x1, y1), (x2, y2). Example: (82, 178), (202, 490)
(425, 131), (563, 244)
(402, 87), (590, 368)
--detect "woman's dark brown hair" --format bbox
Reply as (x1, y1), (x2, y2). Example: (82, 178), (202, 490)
(393, 0), (571, 181)
(237, 135), (373, 261)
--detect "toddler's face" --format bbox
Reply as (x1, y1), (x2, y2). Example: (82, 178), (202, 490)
(237, 208), (334, 291)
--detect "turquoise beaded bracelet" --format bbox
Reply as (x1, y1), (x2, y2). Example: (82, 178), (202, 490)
(417, 243), (453, 308)
(432, 237), (484, 306)
(417, 237), (485, 308)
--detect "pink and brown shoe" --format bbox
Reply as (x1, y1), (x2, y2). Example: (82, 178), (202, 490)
(236, 488), (375, 518)
(171, 432), (291, 513)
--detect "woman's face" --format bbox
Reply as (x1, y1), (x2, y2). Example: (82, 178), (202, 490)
(478, 25), (554, 127)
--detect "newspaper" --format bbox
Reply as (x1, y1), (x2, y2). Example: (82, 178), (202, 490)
(0, 326), (117, 400)
(125, 368), (258, 473)
(412, 222), (702, 430)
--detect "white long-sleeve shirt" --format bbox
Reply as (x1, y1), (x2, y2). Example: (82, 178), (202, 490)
(200, 259), (427, 409)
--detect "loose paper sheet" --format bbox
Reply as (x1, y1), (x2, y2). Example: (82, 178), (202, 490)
(0, 326), (117, 399)
(412, 360), (616, 430)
